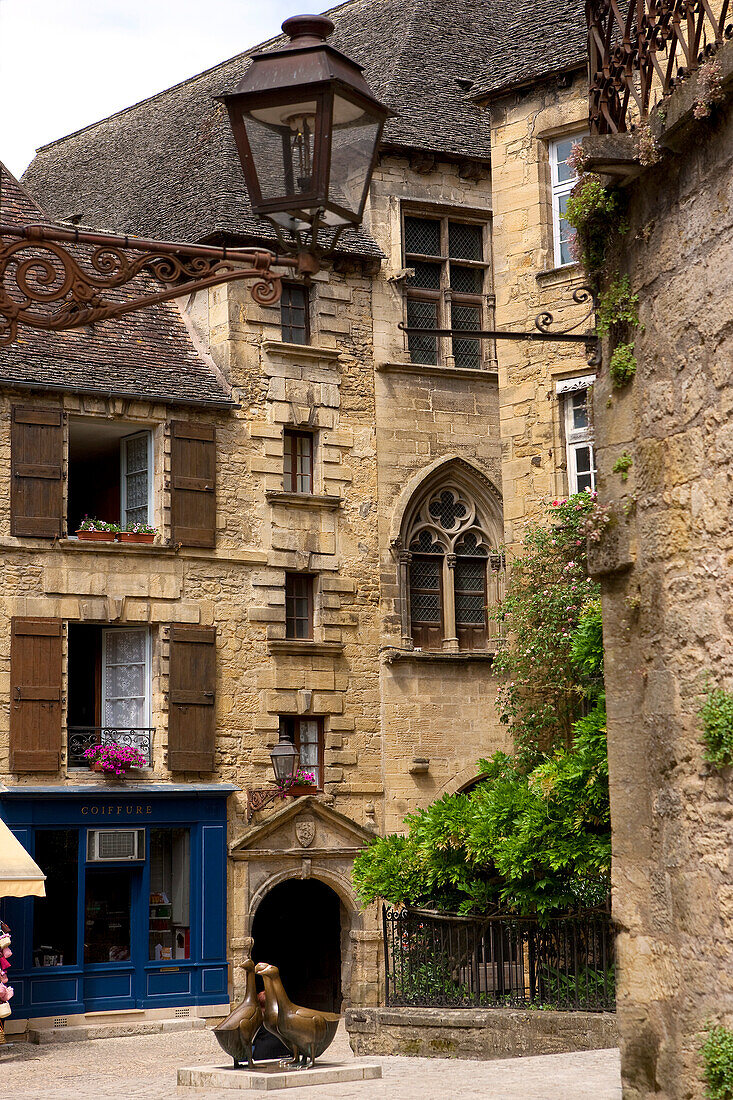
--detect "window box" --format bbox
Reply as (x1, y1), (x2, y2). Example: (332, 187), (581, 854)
(76, 529), (117, 542)
(284, 784), (318, 797)
(118, 532), (155, 544)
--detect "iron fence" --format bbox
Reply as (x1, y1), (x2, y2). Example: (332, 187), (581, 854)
(67, 726), (154, 768)
(383, 906), (615, 1012)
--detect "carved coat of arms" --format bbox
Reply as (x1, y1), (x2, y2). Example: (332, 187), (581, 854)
(295, 817), (316, 848)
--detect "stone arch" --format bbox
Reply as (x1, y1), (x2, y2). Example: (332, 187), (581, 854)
(247, 865), (361, 925)
(389, 453), (503, 552)
(247, 866), (361, 1012)
(436, 765), (490, 799)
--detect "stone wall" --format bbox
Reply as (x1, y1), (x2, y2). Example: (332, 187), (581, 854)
(586, 46), (733, 1100)
(346, 1006), (618, 1060)
(486, 71), (594, 553)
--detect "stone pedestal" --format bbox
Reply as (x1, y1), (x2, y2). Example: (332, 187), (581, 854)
(177, 1060), (382, 1092)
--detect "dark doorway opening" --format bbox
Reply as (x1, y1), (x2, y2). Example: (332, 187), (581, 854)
(252, 878), (342, 1013)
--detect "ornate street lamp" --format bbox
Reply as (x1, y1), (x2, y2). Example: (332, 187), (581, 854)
(0, 14), (393, 347)
(220, 14), (394, 266)
(269, 738), (300, 785)
(246, 736), (302, 822)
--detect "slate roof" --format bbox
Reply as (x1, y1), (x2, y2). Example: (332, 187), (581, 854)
(21, 0), (494, 251)
(0, 164), (234, 407)
(472, 0), (587, 100)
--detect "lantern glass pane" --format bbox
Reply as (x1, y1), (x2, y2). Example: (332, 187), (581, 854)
(326, 94), (381, 224)
(242, 98), (319, 204)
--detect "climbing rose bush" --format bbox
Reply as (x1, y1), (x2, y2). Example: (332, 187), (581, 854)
(492, 492), (602, 761)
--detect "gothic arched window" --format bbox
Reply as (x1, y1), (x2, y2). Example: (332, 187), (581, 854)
(398, 476), (504, 652)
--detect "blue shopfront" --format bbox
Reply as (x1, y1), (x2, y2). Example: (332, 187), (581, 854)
(0, 785), (234, 1021)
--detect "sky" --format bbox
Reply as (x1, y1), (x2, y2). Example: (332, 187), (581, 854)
(0, 0), (327, 179)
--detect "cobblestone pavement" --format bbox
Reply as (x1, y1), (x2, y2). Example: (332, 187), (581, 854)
(1, 1023), (622, 1099)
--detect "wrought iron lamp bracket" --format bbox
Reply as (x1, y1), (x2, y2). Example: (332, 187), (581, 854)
(399, 285), (600, 367)
(0, 222), (299, 347)
(246, 787), (284, 823)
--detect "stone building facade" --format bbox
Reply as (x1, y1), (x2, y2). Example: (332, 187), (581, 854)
(1, 0), (600, 1035)
(584, 44), (733, 1100)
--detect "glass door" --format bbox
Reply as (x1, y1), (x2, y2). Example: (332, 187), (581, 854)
(83, 865), (144, 1011)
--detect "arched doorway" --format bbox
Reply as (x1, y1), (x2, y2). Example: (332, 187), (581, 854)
(251, 879), (342, 1013)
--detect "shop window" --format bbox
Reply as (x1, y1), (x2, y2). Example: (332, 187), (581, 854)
(280, 283), (310, 345)
(149, 828), (190, 961)
(564, 388), (596, 493)
(68, 419), (152, 535)
(285, 573), (314, 639)
(283, 430), (314, 494)
(549, 134), (588, 267)
(33, 829), (78, 967)
(280, 716), (323, 788)
(403, 213), (491, 368)
(67, 624), (153, 768)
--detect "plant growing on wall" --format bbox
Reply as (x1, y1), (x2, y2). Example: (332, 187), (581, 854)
(612, 452), (633, 480)
(492, 492), (602, 760)
(566, 175), (626, 277)
(702, 1024), (733, 1099)
(700, 687), (733, 768)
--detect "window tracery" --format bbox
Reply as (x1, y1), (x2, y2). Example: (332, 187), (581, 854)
(398, 477), (505, 653)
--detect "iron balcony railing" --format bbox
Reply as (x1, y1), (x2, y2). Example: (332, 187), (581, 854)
(67, 726), (154, 769)
(587, 0), (733, 134)
(383, 906), (616, 1012)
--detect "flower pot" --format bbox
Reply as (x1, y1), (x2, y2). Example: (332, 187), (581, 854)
(89, 760), (104, 772)
(117, 532), (155, 544)
(76, 530), (116, 541)
(286, 784), (318, 797)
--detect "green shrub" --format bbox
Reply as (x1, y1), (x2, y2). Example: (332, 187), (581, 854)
(702, 1025), (733, 1099)
(701, 688), (733, 767)
(612, 452), (633, 480)
(609, 342), (637, 387)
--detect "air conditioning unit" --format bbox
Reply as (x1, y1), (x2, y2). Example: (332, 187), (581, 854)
(87, 829), (145, 862)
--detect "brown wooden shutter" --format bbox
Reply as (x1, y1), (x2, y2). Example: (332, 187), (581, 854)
(170, 421), (216, 547)
(168, 625), (216, 771)
(10, 618), (62, 772)
(11, 406), (64, 537)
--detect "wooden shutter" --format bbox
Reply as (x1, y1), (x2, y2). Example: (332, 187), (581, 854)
(168, 625), (216, 771)
(10, 618), (62, 772)
(11, 406), (64, 537)
(170, 421), (216, 547)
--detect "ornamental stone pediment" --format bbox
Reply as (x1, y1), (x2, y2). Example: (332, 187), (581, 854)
(229, 795), (375, 859)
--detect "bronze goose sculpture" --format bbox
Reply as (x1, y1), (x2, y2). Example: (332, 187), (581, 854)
(213, 958), (263, 1068)
(255, 961), (340, 1069)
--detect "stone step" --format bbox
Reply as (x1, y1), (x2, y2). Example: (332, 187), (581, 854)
(28, 1015), (208, 1044)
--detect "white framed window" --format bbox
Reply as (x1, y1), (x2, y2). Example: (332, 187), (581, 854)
(564, 388), (596, 494)
(550, 134), (588, 267)
(101, 627), (151, 729)
(120, 431), (153, 527)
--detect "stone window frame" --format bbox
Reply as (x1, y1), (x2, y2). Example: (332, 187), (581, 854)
(400, 204), (495, 370)
(394, 467), (505, 653)
(556, 375), (597, 495)
(283, 428), (315, 494)
(280, 281), (311, 345)
(284, 572), (315, 640)
(548, 131), (588, 268)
